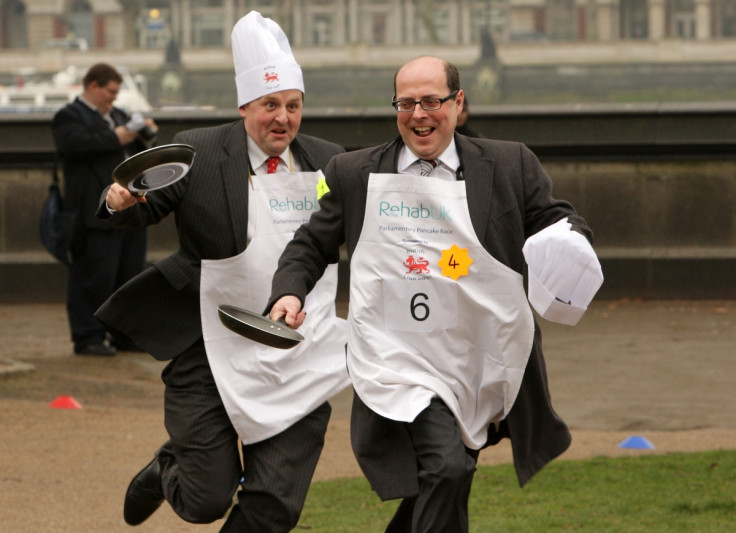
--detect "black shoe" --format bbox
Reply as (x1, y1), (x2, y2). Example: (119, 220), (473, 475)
(74, 343), (116, 356)
(123, 457), (165, 525)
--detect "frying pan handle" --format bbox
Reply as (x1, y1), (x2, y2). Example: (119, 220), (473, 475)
(274, 316), (294, 329)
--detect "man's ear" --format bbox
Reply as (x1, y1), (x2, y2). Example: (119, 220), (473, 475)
(455, 90), (465, 115)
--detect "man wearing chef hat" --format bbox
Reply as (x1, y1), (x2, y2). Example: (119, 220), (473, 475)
(268, 56), (603, 531)
(96, 12), (348, 531)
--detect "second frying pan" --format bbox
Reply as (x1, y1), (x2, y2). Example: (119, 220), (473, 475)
(217, 304), (304, 349)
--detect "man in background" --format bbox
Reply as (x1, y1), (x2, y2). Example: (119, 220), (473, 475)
(52, 62), (156, 356)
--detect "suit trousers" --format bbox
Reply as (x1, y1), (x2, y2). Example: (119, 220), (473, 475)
(384, 398), (480, 533)
(158, 339), (330, 530)
(67, 228), (146, 348)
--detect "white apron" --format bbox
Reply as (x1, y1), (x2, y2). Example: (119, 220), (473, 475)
(347, 173), (535, 449)
(201, 171), (349, 444)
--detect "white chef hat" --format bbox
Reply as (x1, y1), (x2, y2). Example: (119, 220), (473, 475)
(522, 218), (604, 326)
(232, 11), (304, 107)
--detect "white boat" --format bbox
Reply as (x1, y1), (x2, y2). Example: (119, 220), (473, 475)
(0, 66), (152, 113)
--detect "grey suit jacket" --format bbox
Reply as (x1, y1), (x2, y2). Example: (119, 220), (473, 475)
(268, 133), (593, 495)
(95, 120), (344, 360)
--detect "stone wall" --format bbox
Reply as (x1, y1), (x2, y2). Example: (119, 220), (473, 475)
(2, 154), (734, 302)
(1, 108), (735, 302)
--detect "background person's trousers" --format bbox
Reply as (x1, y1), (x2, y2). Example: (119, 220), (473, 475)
(67, 228), (146, 348)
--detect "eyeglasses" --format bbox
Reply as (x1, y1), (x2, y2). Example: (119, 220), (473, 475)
(391, 90), (459, 113)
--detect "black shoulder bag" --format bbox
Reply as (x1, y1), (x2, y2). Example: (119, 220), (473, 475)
(39, 162), (79, 267)
(40, 101), (95, 266)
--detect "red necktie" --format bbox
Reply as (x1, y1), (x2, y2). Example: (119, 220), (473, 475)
(267, 156), (280, 174)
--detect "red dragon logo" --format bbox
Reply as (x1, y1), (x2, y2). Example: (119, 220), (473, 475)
(264, 72), (279, 83)
(404, 255), (430, 274)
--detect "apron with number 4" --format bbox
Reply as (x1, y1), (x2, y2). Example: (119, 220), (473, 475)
(347, 173), (535, 449)
(201, 171), (349, 444)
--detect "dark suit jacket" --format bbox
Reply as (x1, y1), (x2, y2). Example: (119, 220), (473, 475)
(94, 120), (344, 360)
(268, 134), (593, 496)
(52, 98), (147, 231)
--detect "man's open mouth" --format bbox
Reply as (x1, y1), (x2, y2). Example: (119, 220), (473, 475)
(413, 126), (434, 137)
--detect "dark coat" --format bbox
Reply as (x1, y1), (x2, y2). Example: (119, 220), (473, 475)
(94, 120), (344, 360)
(52, 97), (147, 231)
(268, 133), (593, 496)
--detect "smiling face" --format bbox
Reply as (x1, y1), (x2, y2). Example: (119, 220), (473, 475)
(239, 89), (303, 156)
(394, 57), (463, 161)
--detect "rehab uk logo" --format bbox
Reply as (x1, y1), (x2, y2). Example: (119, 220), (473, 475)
(378, 201), (452, 221)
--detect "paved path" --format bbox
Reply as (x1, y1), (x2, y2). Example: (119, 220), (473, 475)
(1, 300), (734, 532)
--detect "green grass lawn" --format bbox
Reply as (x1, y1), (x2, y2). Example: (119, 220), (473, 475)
(297, 450), (736, 532)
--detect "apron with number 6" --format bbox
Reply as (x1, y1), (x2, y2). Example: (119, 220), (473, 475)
(347, 173), (534, 449)
(201, 171), (349, 444)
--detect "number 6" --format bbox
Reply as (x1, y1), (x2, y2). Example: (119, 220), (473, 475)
(410, 293), (430, 321)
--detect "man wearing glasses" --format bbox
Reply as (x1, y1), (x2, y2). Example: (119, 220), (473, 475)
(268, 55), (602, 532)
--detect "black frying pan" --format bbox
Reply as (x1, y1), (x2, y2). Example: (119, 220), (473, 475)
(113, 143), (195, 197)
(217, 304), (304, 349)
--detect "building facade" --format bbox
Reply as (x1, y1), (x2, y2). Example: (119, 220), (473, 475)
(2, 0), (736, 51)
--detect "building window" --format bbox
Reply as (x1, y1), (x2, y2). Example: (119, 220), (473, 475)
(68, 0), (94, 46)
(189, 0), (224, 46)
(416, 11), (446, 44)
(621, 0), (648, 39)
(193, 14), (223, 45)
(311, 14), (332, 45)
(372, 13), (387, 44)
(672, 0), (696, 38)
(721, 0), (736, 37)
(547, 0), (576, 40)
(1, 0), (28, 48)
(140, 7), (171, 48)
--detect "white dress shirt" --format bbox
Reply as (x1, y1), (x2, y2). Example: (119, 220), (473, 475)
(246, 136), (300, 175)
(246, 136), (301, 244)
(397, 139), (460, 181)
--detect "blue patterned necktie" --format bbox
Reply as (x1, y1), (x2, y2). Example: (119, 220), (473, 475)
(419, 159), (437, 176)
